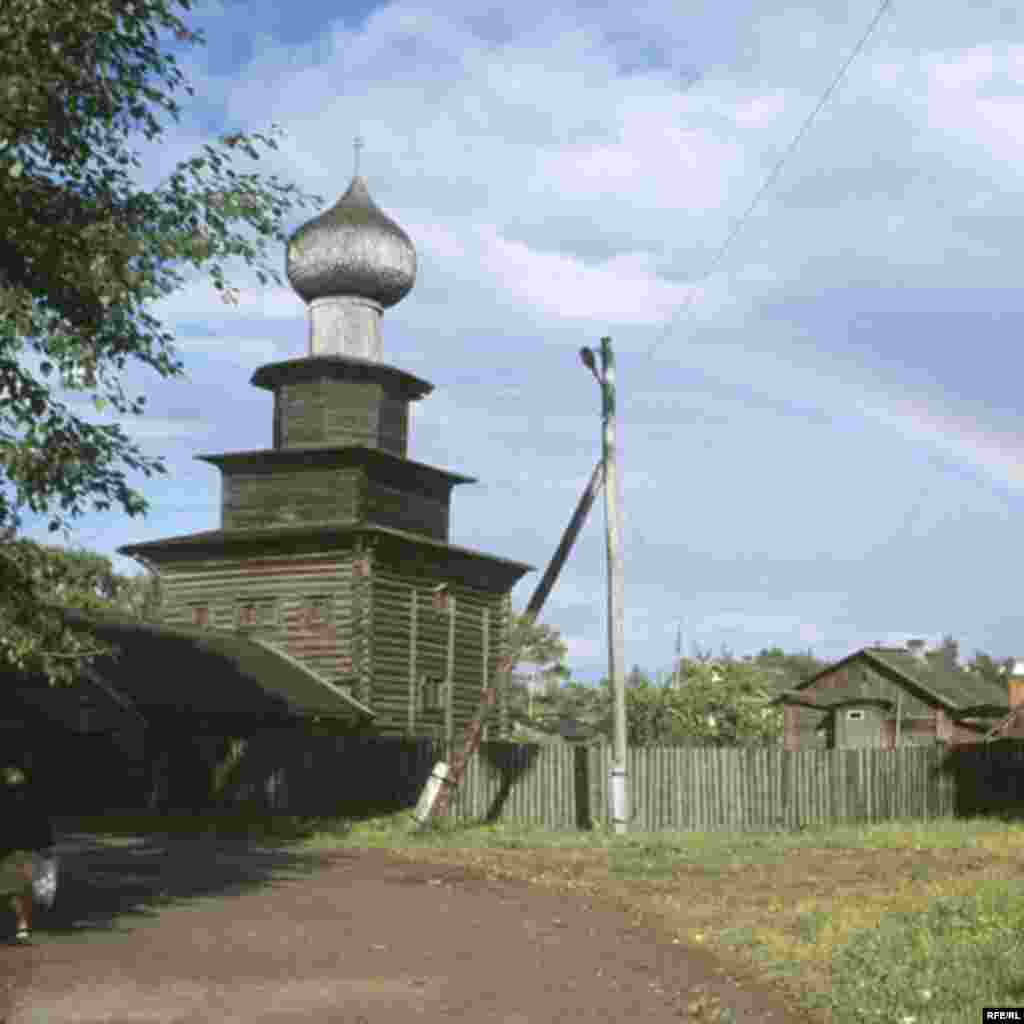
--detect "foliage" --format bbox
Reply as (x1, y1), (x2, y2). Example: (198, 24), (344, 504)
(508, 614), (569, 682)
(0, 0), (324, 684)
(925, 633), (961, 672)
(966, 648), (1016, 687)
(0, 539), (161, 683)
(517, 651), (787, 747)
(506, 613), (571, 724)
(747, 645), (823, 687)
(662, 659), (784, 746)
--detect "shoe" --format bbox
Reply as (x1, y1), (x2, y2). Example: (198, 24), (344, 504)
(14, 928), (30, 944)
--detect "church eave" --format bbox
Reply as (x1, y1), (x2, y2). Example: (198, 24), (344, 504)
(250, 355), (432, 401)
(117, 521), (534, 575)
(194, 445), (476, 487)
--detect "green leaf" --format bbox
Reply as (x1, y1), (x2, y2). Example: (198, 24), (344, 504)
(9, 160), (23, 178)
(93, 396), (107, 413)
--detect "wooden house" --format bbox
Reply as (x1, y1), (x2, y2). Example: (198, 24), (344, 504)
(773, 641), (1018, 750)
(115, 170), (533, 745)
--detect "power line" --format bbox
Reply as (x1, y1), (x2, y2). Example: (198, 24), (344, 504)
(646, 0), (895, 359)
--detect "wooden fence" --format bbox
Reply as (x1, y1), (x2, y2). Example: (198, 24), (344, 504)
(186, 731), (1024, 831)
(449, 741), (962, 830)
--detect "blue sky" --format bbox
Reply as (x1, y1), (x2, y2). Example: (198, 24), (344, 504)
(16, 0), (1024, 682)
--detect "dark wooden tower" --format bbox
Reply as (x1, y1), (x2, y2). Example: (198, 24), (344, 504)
(119, 171), (532, 741)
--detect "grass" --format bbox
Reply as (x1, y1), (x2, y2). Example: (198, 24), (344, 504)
(59, 807), (1024, 1023)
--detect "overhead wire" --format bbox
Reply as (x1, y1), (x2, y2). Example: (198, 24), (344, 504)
(646, 0), (896, 359)
(646, 0), (897, 666)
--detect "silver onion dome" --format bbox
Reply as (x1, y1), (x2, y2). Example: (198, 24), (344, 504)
(286, 175), (416, 309)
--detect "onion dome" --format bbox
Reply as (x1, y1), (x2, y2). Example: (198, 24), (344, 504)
(286, 176), (416, 309)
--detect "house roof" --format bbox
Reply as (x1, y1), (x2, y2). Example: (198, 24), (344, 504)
(776, 646), (1008, 716)
(42, 609), (376, 725)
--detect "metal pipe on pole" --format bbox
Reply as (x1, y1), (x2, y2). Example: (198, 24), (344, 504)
(582, 337), (628, 833)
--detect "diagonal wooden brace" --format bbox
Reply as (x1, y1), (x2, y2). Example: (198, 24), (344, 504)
(423, 459), (605, 822)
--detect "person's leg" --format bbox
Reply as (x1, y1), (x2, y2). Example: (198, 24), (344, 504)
(8, 856), (34, 940)
(11, 889), (31, 936)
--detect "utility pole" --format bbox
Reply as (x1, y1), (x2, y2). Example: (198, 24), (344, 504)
(581, 337), (628, 834)
(673, 620), (683, 690)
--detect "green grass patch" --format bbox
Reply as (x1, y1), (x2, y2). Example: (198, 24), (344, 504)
(829, 880), (1024, 1023)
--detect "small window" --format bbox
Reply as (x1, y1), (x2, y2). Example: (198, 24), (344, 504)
(190, 604), (210, 628)
(421, 675), (447, 712)
(300, 596), (332, 629)
(235, 598), (277, 630)
(847, 709), (865, 721)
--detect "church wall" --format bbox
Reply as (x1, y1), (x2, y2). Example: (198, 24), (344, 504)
(368, 564), (511, 740)
(222, 468), (362, 530)
(362, 480), (449, 540)
(323, 379), (383, 448)
(156, 549), (361, 691)
(377, 395), (409, 457)
(277, 378), (401, 450)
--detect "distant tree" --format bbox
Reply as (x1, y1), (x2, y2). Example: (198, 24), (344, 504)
(755, 645), (822, 676)
(619, 671), (691, 746)
(508, 615), (568, 678)
(591, 658), (782, 747)
(665, 659), (783, 746)
(967, 649), (1016, 688)
(626, 664), (649, 689)
(926, 634), (960, 672)
(506, 614), (570, 719)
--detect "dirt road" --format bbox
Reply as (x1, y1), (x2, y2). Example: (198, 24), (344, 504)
(1, 833), (806, 1023)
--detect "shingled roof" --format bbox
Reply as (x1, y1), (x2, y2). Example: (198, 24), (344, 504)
(776, 646), (1009, 716)
(46, 609), (376, 726)
(865, 647), (1007, 712)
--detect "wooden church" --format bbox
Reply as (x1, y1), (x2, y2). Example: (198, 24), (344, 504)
(117, 168), (533, 743)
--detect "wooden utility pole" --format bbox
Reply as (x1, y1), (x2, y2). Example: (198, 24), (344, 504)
(894, 689), (903, 748)
(419, 459), (605, 824)
(673, 620), (683, 689)
(582, 337), (628, 833)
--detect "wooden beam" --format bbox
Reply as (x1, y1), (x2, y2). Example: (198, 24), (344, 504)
(445, 595), (456, 747)
(407, 586), (418, 735)
(481, 607), (490, 742)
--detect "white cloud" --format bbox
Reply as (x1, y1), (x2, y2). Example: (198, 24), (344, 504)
(476, 227), (690, 323)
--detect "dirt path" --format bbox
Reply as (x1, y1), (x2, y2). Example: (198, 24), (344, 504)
(1, 833), (808, 1023)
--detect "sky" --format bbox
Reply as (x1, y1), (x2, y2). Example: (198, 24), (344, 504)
(15, 0), (1024, 683)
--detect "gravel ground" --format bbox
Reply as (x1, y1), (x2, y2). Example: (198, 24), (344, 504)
(0, 833), (808, 1023)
